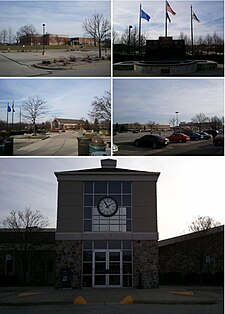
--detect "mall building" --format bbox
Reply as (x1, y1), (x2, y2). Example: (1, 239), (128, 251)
(55, 159), (160, 288)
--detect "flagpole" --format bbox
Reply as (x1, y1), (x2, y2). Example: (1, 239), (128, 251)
(12, 100), (14, 131)
(138, 3), (142, 55)
(6, 103), (9, 132)
(165, 1), (167, 37)
(191, 5), (194, 57)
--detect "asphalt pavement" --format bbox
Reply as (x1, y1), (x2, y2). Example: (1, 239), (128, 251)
(0, 286), (223, 306)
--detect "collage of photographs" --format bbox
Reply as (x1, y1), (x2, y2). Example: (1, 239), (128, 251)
(0, 0), (224, 311)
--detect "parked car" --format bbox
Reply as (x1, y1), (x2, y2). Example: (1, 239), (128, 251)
(213, 133), (224, 146)
(203, 130), (220, 138)
(189, 133), (204, 141)
(168, 133), (190, 143)
(199, 132), (212, 140)
(134, 134), (169, 149)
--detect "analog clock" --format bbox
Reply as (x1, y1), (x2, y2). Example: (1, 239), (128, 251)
(97, 197), (118, 217)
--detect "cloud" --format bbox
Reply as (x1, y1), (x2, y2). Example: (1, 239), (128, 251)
(0, 78), (111, 123)
(113, 1), (224, 40)
(0, 1), (111, 37)
(113, 79), (224, 123)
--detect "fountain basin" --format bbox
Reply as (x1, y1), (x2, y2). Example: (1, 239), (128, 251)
(134, 60), (197, 75)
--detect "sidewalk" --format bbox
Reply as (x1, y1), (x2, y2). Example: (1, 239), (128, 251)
(0, 286), (223, 306)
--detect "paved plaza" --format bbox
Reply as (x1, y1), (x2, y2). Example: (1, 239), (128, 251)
(0, 49), (111, 77)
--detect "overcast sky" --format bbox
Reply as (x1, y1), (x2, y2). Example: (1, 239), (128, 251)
(113, 78), (224, 124)
(0, 0), (110, 38)
(113, 0), (224, 41)
(0, 78), (110, 123)
(0, 157), (224, 240)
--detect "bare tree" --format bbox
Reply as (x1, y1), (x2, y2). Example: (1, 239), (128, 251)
(1, 207), (49, 284)
(17, 24), (37, 37)
(1, 207), (49, 230)
(17, 24), (37, 45)
(113, 28), (120, 44)
(82, 12), (110, 58)
(0, 28), (8, 44)
(147, 120), (156, 133)
(89, 91), (111, 131)
(169, 117), (176, 129)
(191, 113), (209, 131)
(22, 96), (48, 133)
(187, 216), (221, 284)
(8, 27), (12, 44)
(189, 216), (221, 233)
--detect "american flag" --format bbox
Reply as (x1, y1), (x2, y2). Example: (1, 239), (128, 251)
(166, 1), (176, 16)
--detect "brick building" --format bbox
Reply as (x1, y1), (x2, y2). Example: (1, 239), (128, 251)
(51, 118), (85, 131)
(0, 229), (55, 286)
(69, 37), (95, 46)
(159, 225), (224, 285)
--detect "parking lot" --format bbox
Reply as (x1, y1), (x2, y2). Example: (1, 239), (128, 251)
(113, 132), (224, 156)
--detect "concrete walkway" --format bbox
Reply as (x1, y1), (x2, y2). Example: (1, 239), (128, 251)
(0, 50), (111, 77)
(0, 286), (223, 306)
(13, 132), (111, 156)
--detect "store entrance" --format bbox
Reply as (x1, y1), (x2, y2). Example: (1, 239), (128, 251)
(93, 250), (122, 287)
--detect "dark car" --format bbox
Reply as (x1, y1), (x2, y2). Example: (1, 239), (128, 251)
(134, 134), (169, 149)
(203, 130), (220, 138)
(189, 133), (204, 141)
(213, 133), (224, 146)
(168, 133), (190, 143)
(199, 132), (212, 140)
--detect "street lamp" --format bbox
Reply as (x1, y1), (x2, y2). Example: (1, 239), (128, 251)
(128, 25), (133, 53)
(42, 23), (45, 55)
(175, 111), (179, 128)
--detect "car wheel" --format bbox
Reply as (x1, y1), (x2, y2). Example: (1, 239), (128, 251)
(179, 139), (182, 143)
(134, 141), (139, 147)
(152, 142), (157, 149)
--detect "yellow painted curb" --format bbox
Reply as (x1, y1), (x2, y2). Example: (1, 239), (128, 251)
(18, 292), (41, 297)
(120, 296), (133, 304)
(170, 291), (194, 296)
(73, 296), (87, 304)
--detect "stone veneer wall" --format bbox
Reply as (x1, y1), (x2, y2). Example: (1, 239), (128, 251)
(55, 240), (82, 289)
(133, 240), (158, 288)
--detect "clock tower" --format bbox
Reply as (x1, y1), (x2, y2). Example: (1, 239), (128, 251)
(55, 159), (160, 289)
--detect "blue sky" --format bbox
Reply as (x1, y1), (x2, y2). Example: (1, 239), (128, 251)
(0, 1), (111, 38)
(113, 1), (224, 41)
(0, 78), (111, 123)
(113, 78), (224, 124)
(0, 157), (224, 240)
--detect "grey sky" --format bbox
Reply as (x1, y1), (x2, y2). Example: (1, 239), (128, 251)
(0, 157), (224, 240)
(0, 1), (111, 38)
(113, 78), (224, 124)
(0, 78), (110, 123)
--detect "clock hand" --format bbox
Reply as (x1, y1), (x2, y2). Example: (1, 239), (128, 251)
(104, 200), (109, 208)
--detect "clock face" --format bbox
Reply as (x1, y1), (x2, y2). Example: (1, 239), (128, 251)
(97, 197), (118, 217)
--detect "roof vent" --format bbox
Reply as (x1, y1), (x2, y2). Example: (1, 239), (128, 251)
(101, 159), (117, 169)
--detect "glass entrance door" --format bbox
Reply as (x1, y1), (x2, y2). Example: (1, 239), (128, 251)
(93, 250), (122, 287)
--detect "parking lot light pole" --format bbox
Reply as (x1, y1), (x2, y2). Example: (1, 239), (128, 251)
(128, 25), (132, 53)
(42, 23), (45, 55)
(175, 111), (179, 128)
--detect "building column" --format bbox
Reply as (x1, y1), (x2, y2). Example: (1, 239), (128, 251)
(55, 240), (82, 289)
(133, 240), (159, 288)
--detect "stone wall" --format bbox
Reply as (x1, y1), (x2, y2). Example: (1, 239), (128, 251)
(55, 240), (82, 289)
(133, 240), (158, 288)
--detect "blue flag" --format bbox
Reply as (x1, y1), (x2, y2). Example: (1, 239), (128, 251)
(140, 9), (151, 22)
(7, 105), (11, 112)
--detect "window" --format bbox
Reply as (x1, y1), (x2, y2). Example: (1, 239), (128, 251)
(84, 182), (132, 232)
